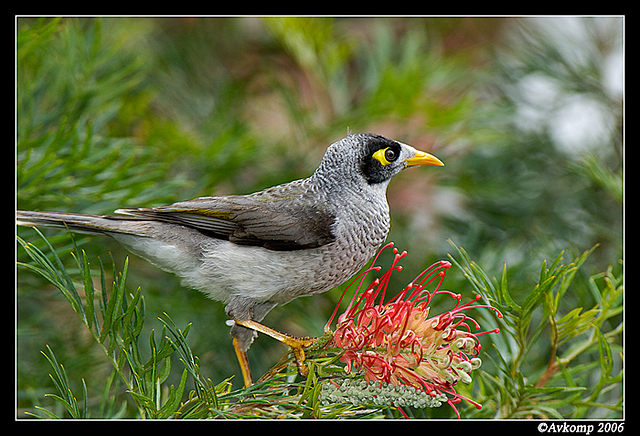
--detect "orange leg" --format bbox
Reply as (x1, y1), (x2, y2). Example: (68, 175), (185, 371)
(232, 319), (315, 380)
(232, 337), (253, 388)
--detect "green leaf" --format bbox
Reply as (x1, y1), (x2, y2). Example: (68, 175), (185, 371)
(159, 313), (219, 410)
(158, 368), (189, 419)
(17, 230), (85, 321)
(40, 345), (88, 419)
(82, 250), (96, 332)
(498, 262), (520, 311)
(26, 406), (62, 420)
(99, 257), (128, 344)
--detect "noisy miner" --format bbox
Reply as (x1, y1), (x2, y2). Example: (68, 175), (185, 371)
(17, 133), (443, 386)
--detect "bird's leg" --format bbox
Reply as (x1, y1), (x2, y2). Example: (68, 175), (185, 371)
(232, 337), (253, 388)
(233, 319), (315, 377)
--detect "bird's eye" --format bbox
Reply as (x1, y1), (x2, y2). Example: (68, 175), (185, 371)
(372, 147), (398, 166)
(385, 148), (397, 162)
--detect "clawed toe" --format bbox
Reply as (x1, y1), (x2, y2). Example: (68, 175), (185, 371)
(231, 319), (315, 383)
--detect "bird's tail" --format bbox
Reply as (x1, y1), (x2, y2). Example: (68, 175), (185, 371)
(16, 210), (141, 236)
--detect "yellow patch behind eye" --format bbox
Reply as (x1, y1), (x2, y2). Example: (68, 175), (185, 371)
(372, 147), (392, 166)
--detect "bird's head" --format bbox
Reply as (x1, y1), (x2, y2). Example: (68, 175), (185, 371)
(315, 133), (444, 188)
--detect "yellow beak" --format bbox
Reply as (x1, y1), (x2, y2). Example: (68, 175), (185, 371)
(404, 150), (444, 167)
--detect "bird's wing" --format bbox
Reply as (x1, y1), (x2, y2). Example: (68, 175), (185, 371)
(116, 182), (336, 250)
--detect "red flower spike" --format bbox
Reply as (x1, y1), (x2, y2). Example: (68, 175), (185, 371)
(327, 243), (502, 418)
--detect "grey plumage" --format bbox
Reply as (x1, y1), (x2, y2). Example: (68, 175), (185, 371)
(17, 133), (443, 351)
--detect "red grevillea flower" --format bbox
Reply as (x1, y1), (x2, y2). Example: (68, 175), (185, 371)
(325, 243), (502, 418)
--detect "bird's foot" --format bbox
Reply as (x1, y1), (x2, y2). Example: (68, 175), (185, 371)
(233, 319), (315, 378)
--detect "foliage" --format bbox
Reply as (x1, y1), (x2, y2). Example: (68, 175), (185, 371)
(447, 241), (622, 419)
(17, 18), (187, 215)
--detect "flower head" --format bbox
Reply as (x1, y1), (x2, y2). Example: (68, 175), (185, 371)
(325, 243), (502, 417)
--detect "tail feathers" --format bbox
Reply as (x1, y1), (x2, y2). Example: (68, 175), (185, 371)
(16, 210), (139, 236)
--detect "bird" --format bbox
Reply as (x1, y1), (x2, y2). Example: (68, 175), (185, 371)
(17, 132), (444, 386)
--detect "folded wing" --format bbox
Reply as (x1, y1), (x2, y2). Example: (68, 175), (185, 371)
(116, 182), (336, 251)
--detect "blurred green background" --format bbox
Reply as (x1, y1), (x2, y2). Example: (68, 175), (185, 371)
(17, 17), (623, 418)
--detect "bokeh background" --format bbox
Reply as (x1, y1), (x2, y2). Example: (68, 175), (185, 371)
(17, 17), (623, 418)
